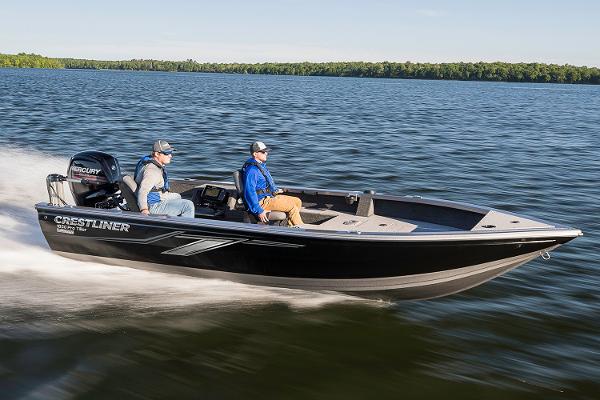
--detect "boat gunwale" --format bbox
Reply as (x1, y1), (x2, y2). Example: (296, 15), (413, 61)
(35, 202), (582, 243)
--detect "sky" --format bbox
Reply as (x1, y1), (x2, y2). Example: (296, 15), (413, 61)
(3, 0), (600, 67)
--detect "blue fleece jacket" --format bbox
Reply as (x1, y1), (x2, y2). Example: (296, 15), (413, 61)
(242, 157), (278, 215)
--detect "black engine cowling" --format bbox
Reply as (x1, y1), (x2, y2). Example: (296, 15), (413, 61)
(68, 151), (122, 208)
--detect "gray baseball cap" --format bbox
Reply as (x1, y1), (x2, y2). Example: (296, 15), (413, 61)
(153, 140), (176, 154)
(250, 141), (271, 154)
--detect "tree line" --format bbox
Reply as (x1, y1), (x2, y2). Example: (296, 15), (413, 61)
(2, 52), (599, 84)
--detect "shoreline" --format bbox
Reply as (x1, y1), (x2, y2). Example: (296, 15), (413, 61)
(2, 52), (599, 85)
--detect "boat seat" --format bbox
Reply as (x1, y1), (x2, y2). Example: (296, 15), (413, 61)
(356, 193), (374, 217)
(118, 175), (141, 212)
(232, 170), (287, 224)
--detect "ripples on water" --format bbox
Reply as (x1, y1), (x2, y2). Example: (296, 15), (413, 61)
(0, 69), (599, 398)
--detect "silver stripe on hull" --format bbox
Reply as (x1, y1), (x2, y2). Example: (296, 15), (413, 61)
(53, 247), (554, 300)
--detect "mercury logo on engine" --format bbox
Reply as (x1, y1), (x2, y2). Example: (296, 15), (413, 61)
(71, 166), (102, 175)
(54, 216), (130, 233)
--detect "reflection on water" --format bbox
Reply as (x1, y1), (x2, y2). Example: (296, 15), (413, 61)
(1, 69), (599, 398)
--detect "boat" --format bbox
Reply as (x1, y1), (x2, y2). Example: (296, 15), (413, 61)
(35, 151), (582, 300)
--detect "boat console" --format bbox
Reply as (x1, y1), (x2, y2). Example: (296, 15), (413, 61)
(191, 185), (233, 218)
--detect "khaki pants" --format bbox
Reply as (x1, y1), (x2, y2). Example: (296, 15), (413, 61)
(260, 195), (304, 226)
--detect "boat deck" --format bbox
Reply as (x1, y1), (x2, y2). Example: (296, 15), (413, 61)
(300, 209), (418, 233)
(297, 207), (553, 233)
(170, 179), (555, 234)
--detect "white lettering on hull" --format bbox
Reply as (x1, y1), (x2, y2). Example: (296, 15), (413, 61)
(54, 216), (130, 232)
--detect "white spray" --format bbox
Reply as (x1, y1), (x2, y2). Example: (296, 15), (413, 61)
(0, 149), (359, 336)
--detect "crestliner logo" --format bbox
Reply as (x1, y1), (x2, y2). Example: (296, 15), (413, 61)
(54, 216), (130, 232)
(71, 166), (101, 175)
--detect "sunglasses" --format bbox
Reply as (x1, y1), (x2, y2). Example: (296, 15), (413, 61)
(161, 151), (173, 156)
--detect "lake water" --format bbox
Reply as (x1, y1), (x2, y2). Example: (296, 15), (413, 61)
(0, 68), (599, 399)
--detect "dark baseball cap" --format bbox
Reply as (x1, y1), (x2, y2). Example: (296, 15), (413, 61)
(153, 140), (176, 154)
(250, 141), (271, 154)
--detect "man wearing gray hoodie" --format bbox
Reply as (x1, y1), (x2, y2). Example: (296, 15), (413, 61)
(134, 140), (194, 218)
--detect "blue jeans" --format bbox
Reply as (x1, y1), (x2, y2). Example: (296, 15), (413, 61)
(149, 195), (195, 218)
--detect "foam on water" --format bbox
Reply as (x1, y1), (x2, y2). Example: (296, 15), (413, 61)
(0, 149), (357, 332)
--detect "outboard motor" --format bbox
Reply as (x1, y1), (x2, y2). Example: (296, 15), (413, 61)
(67, 151), (122, 208)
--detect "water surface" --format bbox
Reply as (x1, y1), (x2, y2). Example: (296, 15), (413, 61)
(0, 68), (598, 399)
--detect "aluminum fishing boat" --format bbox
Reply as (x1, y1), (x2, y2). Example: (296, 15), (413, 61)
(35, 151), (582, 300)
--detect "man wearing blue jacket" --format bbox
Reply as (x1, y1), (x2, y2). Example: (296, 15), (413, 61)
(242, 141), (303, 226)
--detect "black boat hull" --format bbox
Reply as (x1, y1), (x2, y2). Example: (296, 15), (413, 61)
(53, 249), (545, 300)
(36, 204), (576, 300)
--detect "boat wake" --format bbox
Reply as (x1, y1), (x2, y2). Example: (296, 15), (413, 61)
(0, 149), (359, 335)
